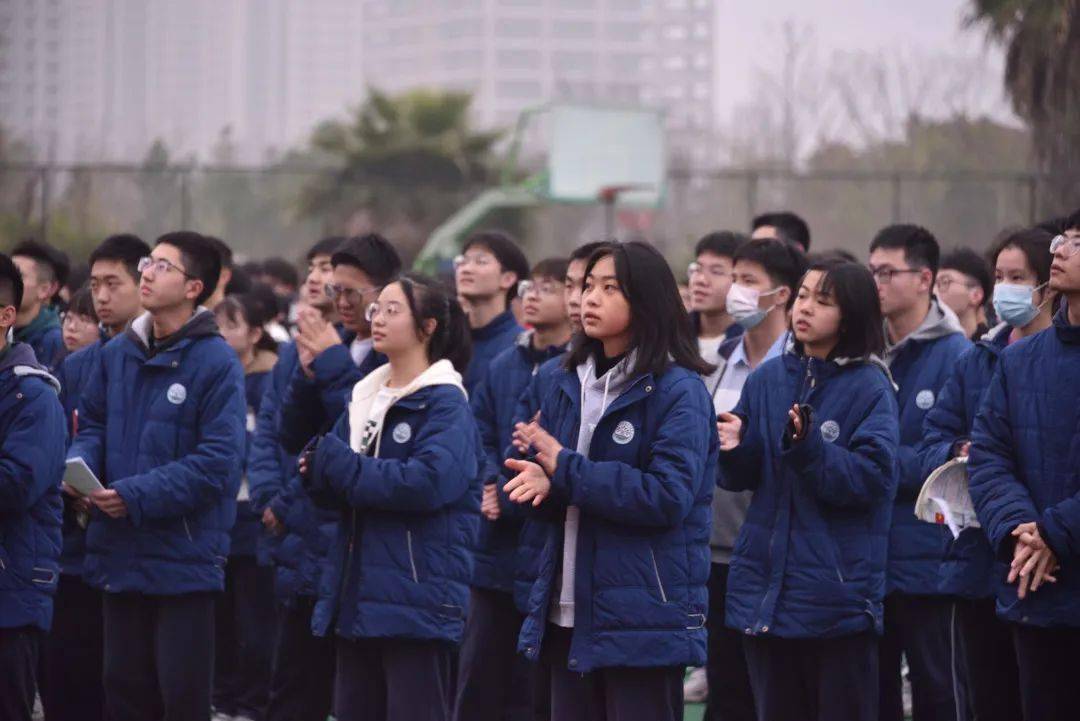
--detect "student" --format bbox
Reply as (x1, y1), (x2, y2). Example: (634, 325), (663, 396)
(717, 259), (899, 721)
(454, 230), (530, 394)
(0, 253), (66, 721)
(248, 236), (344, 721)
(702, 237), (806, 721)
(688, 231), (749, 364)
(60, 286), (101, 356)
(918, 227), (1057, 721)
(969, 213), (1080, 721)
(10, 240), (67, 370)
(67, 231), (247, 721)
(454, 258), (574, 721)
(213, 293), (280, 721)
(298, 273), (480, 721)
(504, 241), (717, 721)
(751, 211), (812, 252)
(868, 224), (971, 721)
(38, 233), (151, 721)
(280, 234), (401, 453)
(936, 247), (993, 341)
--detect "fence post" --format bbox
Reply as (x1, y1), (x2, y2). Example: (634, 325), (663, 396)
(891, 172), (902, 223)
(39, 166), (49, 243)
(180, 168), (191, 229)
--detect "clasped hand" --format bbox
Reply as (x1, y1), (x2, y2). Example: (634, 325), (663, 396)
(503, 416), (563, 507)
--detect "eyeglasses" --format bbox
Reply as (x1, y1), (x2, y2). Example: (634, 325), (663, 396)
(517, 279), (561, 299)
(1050, 234), (1080, 259)
(687, 262), (732, 280)
(325, 283), (377, 303)
(868, 266), (922, 284)
(934, 276), (976, 292)
(137, 256), (193, 279)
(453, 253), (496, 269)
(364, 301), (405, 323)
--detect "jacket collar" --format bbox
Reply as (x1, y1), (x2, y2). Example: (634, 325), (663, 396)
(13, 305), (60, 342)
(123, 307), (219, 361)
(556, 353), (656, 422)
(1053, 305), (1080, 345)
(884, 298), (965, 361)
(0, 341), (61, 393)
(472, 310), (519, 342)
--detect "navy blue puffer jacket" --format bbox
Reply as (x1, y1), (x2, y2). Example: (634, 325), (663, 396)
(0, 343), (65, 631)
(720, 352), (899, 639)
(969, 308), (1080, 627)
(306, 371), (481, 643)
(918, 323), (1011, 599)
(68, 310), (247, 594)
(516, 362), (717, 672)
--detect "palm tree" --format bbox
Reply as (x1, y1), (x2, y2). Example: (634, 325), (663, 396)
(298, 88), (503, 259)
(966, 0), (1080, 215)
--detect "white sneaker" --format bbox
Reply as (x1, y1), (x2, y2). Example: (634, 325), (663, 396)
(684, 666), (709, 703)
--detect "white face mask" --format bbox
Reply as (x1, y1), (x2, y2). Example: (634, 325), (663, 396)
(726, 283), (782, 330)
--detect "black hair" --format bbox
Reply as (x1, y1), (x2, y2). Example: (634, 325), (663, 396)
(752, 211), (811, 251)
(11, 239), (70, 298)
(224, 265), (253, 296)
(239, 260), (265, 279)
(307, 235), (346, 262)
(206, 236), (233, 270)
(67, 285), (98, 322)
(246, 281), (285, 324)
(569, 241), (611, 264)
(1035, 216), (1068, 235)
(395, 272), (472, 373)
(695, 230), (749, 260)
(154, 231), (222, 308)
(941, 247), (993, 303)
(808, 249), (859, 264)
(1067, 208), (1080, 232)
(462, 230), (530, 303)
(989, 226), (1056, 286)
(89, 233), (151, 282)
(262, 257), (300, 289)
(564, 241), (714, 377)
(531, 257), (569, 283)
(732, 238), (809, 309)
(65, 264), (90, 295)
(797, 259), (885, 360)
(0, 253), (25, 309)
(869, 224), (941, 278)
(331, 233), (403, 287)
(214, 292), (279, 354)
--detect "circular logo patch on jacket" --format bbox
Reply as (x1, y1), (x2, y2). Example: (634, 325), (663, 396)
(915, 389), (935, 410)
(820, 420), (840, 443)
(166, 383), (187, 405)
(392, 422), (412, 444)
(612, 421), (635, 445)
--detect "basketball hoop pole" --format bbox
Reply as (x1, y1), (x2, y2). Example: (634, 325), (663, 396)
(598, 184), (654, 239)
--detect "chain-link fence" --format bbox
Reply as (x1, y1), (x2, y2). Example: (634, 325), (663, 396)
(0, 163), (1044, 267)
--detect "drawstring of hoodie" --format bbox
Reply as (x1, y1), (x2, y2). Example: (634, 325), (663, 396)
(580, 357), (616, 433)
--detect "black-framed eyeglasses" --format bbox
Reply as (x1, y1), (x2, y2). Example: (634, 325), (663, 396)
(325, 283), (377, 302)
(868, 266), (922, 284)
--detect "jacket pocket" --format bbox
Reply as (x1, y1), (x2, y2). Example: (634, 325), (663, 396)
(649, 547), (669, 603)
(406, 530), (419, 583)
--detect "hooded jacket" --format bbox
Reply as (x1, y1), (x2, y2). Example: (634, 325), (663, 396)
(970, 307), (1080, 627)
(68, 309), (247, 595)
(14, 305), (64, 371)
(918, 323), (1011, 599)
(0, 342), (65, 630)
(719, 350), (899, 638)
(516, 358), (717, 672)
(884, 299), (971, 595)
(305, 360), (482, 643)
(471, 332), (568, 593)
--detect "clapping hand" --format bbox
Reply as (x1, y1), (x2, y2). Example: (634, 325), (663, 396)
(503, 458), (551, 507)
(717, 412), (743, 451)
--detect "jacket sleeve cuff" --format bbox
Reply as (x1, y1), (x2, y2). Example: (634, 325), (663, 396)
(311, 344), (352, 385)
(1038, 514), (1068, 562)
(550, 448), (576, 503)
(110, 478), (143, 527)
(781, 419), (823, 467)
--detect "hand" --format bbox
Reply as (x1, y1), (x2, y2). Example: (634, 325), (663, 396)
(62, 482), (92, 514)
(717, 412), (743, 451)
(89, 489), (128, 518)
(1009, 523), (1059, 598)
(955, 441), (971, 459)
(516, 418), (563, 476)
(298, 450), (312, 479)
(481, 484), (501, 521)
(296, 307), (340, 357)
(296, 340), (316, 378)
(503, 458), (552, 507)
(511, 412), (540, 454)
(787, 404), (807, 442)
(262, 507), (284, 536)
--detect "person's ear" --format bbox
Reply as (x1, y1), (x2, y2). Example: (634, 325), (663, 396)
(970, 286), (984, 309)
(919, 268), (934, 294)
(248, 325), (264, 347)
(0, 305), (16, 327)
(775, 286), (792, 308)
(420, 317), (437, 338)
(499, 271), (517, 292)
(184, 278), (204, 303)
(39, 279), (59, 303)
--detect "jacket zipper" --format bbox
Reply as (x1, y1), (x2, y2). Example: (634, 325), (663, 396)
(406, 530), (419, 583)
(649, 547), (668, 603)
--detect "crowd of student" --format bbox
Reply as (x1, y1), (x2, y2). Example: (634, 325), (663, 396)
(0, 205), (1078, 721)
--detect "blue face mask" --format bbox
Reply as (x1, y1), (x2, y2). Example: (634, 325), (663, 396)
(992, 283), (1046, 328)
